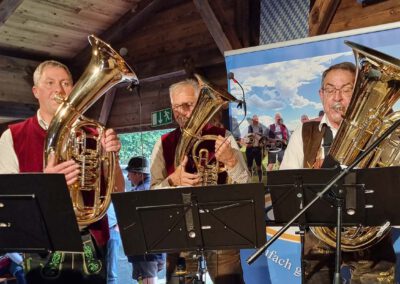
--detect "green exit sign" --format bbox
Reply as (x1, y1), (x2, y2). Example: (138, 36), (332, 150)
(151, 108), (173, 127)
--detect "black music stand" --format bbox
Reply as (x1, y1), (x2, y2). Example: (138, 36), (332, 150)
(112, 183), (265, 283)
(0, 173), (83, 253)
(264, 167), (400, 283)
(269, 167), (400, 225)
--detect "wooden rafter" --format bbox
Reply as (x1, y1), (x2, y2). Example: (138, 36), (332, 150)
(309, 0), (341, 36)
(211, 1), (242, 49)
(193, 0), (233, 54)
(0, 101), (37, 119)
(0, 0), (24, 25)
(235, 0), (250, 47)
(140, 70), (187, 84)
(71, 0), (174, 69)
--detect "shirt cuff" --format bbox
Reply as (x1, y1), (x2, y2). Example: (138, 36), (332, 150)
(227, 162), (242, 181)
(154, 178), (172, 189)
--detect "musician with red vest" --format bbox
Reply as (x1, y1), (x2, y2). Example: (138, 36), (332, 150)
(150, 79), (249, 283)
(280, 62), (396, 283)
(266, 112), (289, 171)
(0, 60), (125, 283)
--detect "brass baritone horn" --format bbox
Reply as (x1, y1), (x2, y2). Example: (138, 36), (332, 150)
(45, 35), (139, 226)
(175, 74), (241, 185)
(310, 41), (400, 251)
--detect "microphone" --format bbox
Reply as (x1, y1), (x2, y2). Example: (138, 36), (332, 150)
(119, 47), (128, 57)
(228, 72), (239, 84)
(228, 72), (246, 113)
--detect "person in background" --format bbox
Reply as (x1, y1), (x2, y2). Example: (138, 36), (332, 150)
(301, 114), (309, 123)
(309, 110), (324, 122)
(266, 113), (289, 171)
(126, 156), (165, 284)
(280, 62), (396, 283)
(245, 115), (264, 182)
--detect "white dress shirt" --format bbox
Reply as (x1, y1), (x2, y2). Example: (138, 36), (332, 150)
(280, 115), (338, 170)
(0, 111), (48, 173)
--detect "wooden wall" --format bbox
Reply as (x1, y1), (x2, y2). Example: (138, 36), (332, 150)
(88, 0), (232, 133)
(0, 54), (39, 124)
(328, 0), (400, 33)
(0, 55), (39, 105)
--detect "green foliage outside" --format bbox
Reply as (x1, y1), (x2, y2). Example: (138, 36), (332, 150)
(118, 129), (174, 165)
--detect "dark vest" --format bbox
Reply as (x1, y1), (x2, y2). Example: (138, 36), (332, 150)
(248, 124), (263, 134)
(9, 116), (109, 246)
(269, 123), (289, 141)
(161, 124), (227, 184)
(302, 121), (326, 168)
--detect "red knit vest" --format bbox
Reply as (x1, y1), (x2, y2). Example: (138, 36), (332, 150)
(9, 116), (109, 246)
(9, 116), (46, 172)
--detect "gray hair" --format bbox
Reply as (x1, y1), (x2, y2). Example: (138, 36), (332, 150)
(169, 79), (200, 100)
(33, 60), (72, 86)
(321, 62), (356, 88)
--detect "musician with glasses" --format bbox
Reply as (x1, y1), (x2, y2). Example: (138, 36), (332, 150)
(280, 62), (396, 283)
(0, 60), (125, 283)
(150, 79), (249, 283)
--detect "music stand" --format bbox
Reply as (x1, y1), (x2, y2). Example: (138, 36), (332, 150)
(268, 167), (400, 226)
(112, 183), (265, 282)
(259, 166), (400, 283)
(0, 173), (83, 253)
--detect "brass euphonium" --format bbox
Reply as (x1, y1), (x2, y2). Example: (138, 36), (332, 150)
(45, 35), (139, 226)
(175, 74), (240, 185)
(310, 41), (400, 251)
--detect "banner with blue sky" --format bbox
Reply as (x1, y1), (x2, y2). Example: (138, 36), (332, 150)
(226, 22), (400, 138)
(226, 23), (400, 283)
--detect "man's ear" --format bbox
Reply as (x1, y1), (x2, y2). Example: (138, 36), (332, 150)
(32, 86), (39, 99)
(319, 89), (324, 102)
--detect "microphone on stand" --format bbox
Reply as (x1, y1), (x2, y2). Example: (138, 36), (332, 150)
(228, 71), (239, 84)
(228, 72), (246, 115)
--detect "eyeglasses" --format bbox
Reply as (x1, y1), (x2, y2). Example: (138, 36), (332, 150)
(171, 102), (196, 111)
(322, 85), (353, 97)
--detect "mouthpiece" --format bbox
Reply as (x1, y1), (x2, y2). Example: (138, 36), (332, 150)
(332, 103), (345, 113)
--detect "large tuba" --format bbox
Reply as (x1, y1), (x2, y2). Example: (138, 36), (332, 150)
(45, 35), (139, 226)
(310, 41), (400, 251)
(174, 74), (241, 185)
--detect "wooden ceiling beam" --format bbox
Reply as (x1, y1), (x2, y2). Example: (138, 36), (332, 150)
(235, 0), (250, 47)
(210, 1), (242, 49)
(0, 101), (37, 119)
(0, 0), (24, 25)
(309, 0), (341, 36)
(71, 0), (183, 70)
(193, 0), (233, 54)
(133, 46), (224, 82)
(100, 0), (165, 45)
(139, 70), (187, 84)
(0, 54), (40, 105)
